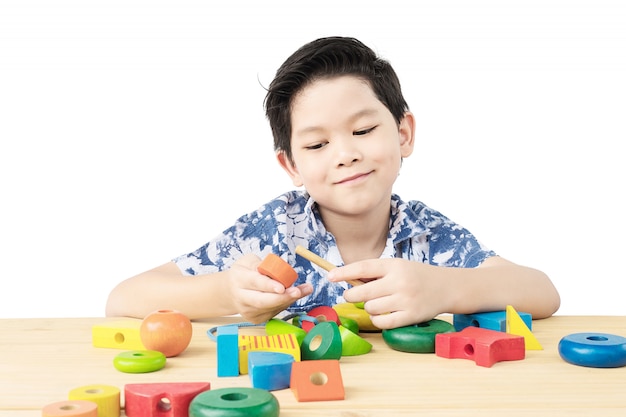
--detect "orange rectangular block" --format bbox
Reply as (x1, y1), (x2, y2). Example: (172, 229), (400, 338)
(290, 359), (345, 402)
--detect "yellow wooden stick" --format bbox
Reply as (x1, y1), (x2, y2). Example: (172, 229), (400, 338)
(295, 245), (362, 286)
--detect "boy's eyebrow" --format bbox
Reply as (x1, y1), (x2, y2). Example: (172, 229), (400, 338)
(294, 108), (380, 136)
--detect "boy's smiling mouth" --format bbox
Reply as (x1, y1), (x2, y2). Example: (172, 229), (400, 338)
(336, 171), (373, 185)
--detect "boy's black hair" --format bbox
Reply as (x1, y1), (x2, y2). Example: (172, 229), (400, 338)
(264, 36), (409, 162)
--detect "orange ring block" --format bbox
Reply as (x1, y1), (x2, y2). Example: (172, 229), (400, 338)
(42, 400), (98, 417)
(257, 253), (298, 287)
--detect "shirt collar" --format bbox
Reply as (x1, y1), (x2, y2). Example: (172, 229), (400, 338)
(303, 192), (428, 247)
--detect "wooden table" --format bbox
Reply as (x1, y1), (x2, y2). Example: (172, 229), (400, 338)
(1, 315), (625, 416)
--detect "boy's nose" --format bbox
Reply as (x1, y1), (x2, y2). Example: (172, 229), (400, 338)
(333, 137), (362, 167)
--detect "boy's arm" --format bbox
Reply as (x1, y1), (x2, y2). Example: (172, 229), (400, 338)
(105, 261), (237, 319)
(444, 256), (560, 319)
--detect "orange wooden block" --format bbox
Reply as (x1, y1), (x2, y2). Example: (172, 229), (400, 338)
(257, 253), (298, 287)
(42, 400), (98, 417)
(290, 359), (345, 402)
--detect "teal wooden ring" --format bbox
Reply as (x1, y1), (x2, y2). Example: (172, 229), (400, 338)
(558, 332), (626, 368)
(113, 350), (166, 373)
(382, 319), (455, 353)
(189, 387), (279, 417)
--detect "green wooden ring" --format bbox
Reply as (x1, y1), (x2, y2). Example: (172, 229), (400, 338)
(189, 387), (279, 417)
(113, 350), (166, 373)
(382, 319), (455, 353)
(301, 321), (342, 360)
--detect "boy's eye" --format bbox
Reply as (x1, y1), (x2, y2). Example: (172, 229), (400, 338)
(354, 126), (376, 136)
(305, 142), (327, 150)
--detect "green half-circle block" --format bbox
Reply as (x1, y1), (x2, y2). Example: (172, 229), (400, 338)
(113, 350), (166, 373)
(339, 325), (372, 356)
(382, 319), (455, 353)
(189, 387), (279, 417)
(301, 321), (342, 360)
(265, 318), (307, 345)
(339, 316), (359, 334)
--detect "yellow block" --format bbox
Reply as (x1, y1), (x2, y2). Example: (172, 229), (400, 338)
(69, 384), (120, 417)
(506, 305), (543, 350)
(238, 333), (300, 374)
(92, 320), (145, 350)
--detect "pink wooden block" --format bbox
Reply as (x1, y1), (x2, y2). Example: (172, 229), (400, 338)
(124, 382), (211, 417)
(435, 326), (525, 367)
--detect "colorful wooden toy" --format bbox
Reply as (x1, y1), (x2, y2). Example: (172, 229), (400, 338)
(339, 316), (359, 334)
(506, 305), (543, 350)
(382, 319), (455, 353)
(140, 309), (193, 357)
(68, 384), (120, 417)
(558, 332), (626, 368)
(257, 253), (298, 287)
(301, 321), (342, 360)
(42, 400), (98, 417)
(248, 351), (295, 391)
(92, 320), (145, 350)
(217, 325), (239, 377)
(265, 318), (307, 345)
(333, 302), (381, 332)
(189, 387), (279, 417)
(239, 333), (300, 374)
(453, 310), (532, 332)
(290, 359), (345, 402)
(301, 305), (341, 332)
(338, 324), (372, 356)
(113, 350), (166, 373)
(435, 326), (525, 367)
(295, 245), (362, 287)
(125, 382), (211, 417)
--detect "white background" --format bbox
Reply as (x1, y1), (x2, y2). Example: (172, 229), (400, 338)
(1, 0), (624, 318)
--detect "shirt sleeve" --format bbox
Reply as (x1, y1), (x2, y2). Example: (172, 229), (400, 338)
(172, 199), (287, 276)
(411, 201), (496, 268)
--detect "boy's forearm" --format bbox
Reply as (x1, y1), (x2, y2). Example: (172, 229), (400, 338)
(105, 262), (237, 319)
(444, 257), (560, 319)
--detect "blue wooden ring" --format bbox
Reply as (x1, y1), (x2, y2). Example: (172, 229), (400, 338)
(113, 350), (166, 373)
(558, 332), (626, 368)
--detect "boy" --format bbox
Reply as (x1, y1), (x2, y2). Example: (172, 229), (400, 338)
(106, 36), (560, 329)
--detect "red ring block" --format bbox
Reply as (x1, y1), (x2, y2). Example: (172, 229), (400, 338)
(435, 326), (525, 367)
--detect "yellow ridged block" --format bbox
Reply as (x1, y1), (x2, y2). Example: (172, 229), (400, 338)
(68, 384), (120, 417)
(92, 320), (145, 350)
(238, 333), (300, 374)
(506, 305), (543, 350)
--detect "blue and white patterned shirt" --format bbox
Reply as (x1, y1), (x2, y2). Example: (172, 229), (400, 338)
(173, 190), (496, 313)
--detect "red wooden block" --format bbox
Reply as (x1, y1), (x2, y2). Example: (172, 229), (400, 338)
(124, 382), (211, 417)
(301, 306), (341, 333)
(435, 326), (525, 367)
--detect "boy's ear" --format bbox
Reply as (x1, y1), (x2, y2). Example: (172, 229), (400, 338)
(276, 151), (304, 187)
(399, 112), (416, 158)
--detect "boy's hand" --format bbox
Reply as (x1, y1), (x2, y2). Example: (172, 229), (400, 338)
(227, 254), (313, 324)
(327, 259), (450, 329)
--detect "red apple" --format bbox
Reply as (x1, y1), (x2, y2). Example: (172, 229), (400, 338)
(140, 309), (193, 357)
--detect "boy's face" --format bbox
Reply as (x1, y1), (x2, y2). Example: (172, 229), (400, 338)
(277, 75), (415, 218)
